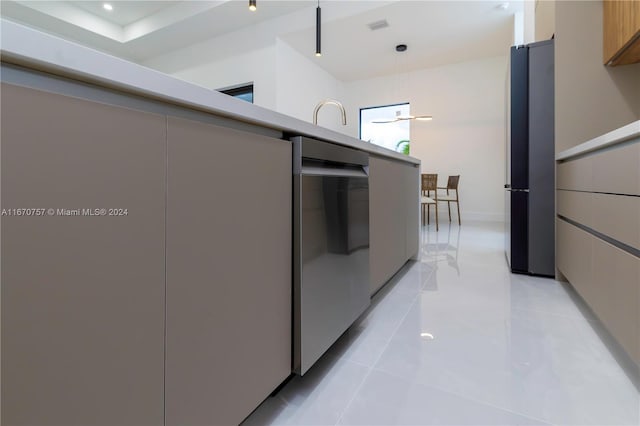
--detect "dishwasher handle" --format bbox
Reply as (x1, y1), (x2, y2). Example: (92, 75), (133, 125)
(300, 163), (368, 178)
(291, 136), (368, 175)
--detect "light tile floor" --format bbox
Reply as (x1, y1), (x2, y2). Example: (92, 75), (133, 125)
(243, 221), (640, 425)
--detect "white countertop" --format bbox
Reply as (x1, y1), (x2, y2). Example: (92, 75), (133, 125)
(0, 19), (419, 165)
(556, 120), (640, 161)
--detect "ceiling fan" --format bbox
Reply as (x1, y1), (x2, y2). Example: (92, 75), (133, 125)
(372, 110), (433, 124)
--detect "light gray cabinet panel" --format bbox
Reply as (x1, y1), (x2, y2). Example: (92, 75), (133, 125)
(557, 186), (640, 251)
(405, 164), (420, 260)
(592, 238), (640, 367)
(556, 189), (593, 227)
(1, 83), (166, 426)
(591, 142), (640, 196)
(165, 117), (291, 426)
(557, 141), (639, 196)
(591, 193), (640, 250)
(557, 156), (593, 191)
(370, 157), (406, 294)
(556, 218), (594, 301)
(370, 156), (418, 295)
(557, 217), (640, 370)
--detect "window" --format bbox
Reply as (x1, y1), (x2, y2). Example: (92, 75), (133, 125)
(218, 83), (254, 103)
(359, 103), (410, 155)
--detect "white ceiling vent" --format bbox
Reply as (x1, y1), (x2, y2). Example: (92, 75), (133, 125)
(367, 19), (389, 31)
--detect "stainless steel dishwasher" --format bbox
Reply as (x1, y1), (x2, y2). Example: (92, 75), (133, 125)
(291, 136), (370, 375)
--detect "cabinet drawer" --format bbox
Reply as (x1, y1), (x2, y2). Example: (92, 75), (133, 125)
(557, 156), (593, 191)
(592, 142), (640, 196)
(557, 190), (593, 227)
(592, 238), (640, 366)
(592, 193), (640, 250)
(558, 191), (640, 251)
(556, 218), (594, 301)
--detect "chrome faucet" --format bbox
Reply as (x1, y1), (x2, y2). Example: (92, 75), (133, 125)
(313, 99), (347, 126)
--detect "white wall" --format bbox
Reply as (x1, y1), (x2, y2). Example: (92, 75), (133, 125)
(275, 39), (347, 134)
(155, 45), (278, 111)
(142, 31), (348, 133)
(345, 56), (508, 222)
(535, 0), (555, 41)
(555, 0), (640, 152)
(523, 0), (536, 43)
(143, 19), (279, 111)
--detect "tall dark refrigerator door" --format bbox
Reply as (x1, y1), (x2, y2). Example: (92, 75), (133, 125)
(528, 41), (555, 276)
(510, 191), (529, 273)
(508, 45), (529, 274)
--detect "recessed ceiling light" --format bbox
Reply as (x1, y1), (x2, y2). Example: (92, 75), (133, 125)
(497, 2), (509, 10)
(103, 3), (113, 11)
(420, 332), (435, 339)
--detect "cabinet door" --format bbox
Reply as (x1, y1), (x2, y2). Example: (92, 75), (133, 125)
(1, 84), (166, 426)
(165, 117), (291, 426)
(404, 163), (420, 260)
(369, 156), (407, 294)
(603, 0), (640, 65)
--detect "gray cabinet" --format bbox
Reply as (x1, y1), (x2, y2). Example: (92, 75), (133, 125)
(165, 117), (292, 426)
(556, 140), (640, 371)
(369, 156), (420, 294)
(1, 83), (166, 426)
(404, 163), (420, 260)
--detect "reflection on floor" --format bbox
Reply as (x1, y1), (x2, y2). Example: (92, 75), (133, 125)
(243, 221), (640, 426)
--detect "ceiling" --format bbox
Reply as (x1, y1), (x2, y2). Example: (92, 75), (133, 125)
(0, 0), (522, 81)
(283, 1), (517, 81)
(71, 1), (182, 26)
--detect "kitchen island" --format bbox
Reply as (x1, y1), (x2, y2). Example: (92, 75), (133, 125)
(1, 20), (420, 426)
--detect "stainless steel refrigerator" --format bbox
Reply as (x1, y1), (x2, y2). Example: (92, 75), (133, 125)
(505, 40), (555, 277)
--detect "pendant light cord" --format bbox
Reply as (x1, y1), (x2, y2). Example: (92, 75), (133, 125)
(315, 0), (321, 56)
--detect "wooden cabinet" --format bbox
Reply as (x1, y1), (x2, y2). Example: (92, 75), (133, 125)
(369, 156), (420, 295)
(603, 0), (640, 65)
(1, 83), (166, 426)
(165, 117), (291, 426)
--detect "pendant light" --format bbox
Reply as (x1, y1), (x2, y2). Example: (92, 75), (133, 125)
(249, 0), (256, 12)
(315, 0), (321, 56)
(372, 44), (433, 123)
(372, 111), (433, 124)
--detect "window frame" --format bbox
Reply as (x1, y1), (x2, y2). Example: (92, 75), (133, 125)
(218, 83), (254, 104)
